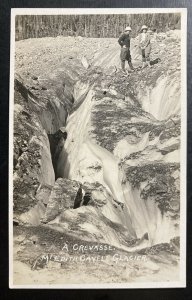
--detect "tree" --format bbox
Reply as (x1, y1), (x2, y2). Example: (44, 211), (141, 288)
(15, 13), (181, 41)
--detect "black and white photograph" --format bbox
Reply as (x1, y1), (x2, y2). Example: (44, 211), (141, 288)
(9, 8), (187, 288)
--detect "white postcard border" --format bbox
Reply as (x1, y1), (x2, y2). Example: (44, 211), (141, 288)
(9, 7), (187, 289)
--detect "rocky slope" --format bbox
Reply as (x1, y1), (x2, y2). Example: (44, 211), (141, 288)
(13, 30), (181, 285)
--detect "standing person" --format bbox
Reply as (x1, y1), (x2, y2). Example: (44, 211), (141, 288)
(139, 25), (151, 68)
(118, 26), (134, 74)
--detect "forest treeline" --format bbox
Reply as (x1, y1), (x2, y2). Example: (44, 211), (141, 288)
(15, 13), (181, 40)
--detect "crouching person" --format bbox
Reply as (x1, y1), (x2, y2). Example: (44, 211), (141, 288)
(139, 25), (151, 68)
(118, 26), (134, 74)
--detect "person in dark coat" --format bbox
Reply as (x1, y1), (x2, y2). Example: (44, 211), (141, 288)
(118, 26), (134, 74)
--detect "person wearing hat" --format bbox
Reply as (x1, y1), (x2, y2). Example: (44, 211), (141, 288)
(118, 26), (135, 74)
(139, 25), (151, 68)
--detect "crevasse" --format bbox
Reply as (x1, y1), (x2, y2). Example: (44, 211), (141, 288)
(56, 78), (179, 248)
